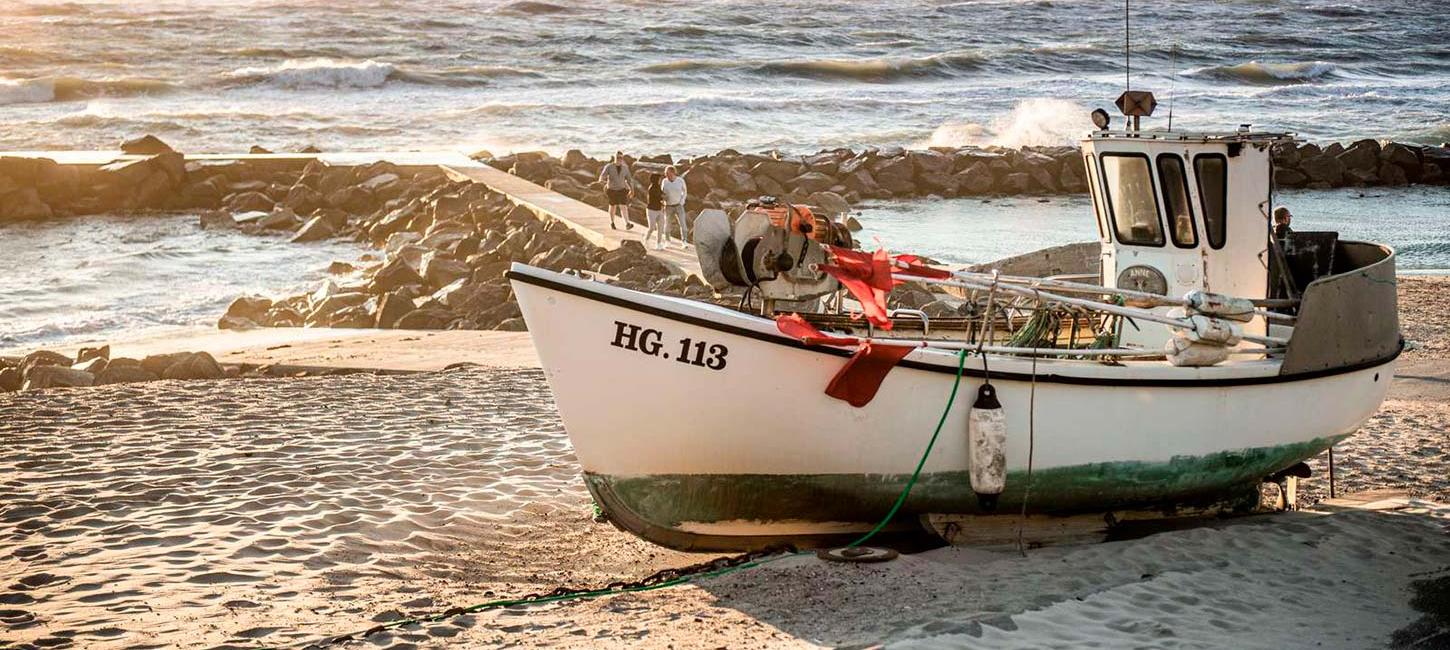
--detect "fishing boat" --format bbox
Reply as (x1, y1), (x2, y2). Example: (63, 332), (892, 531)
(508, 95), (1401, 551)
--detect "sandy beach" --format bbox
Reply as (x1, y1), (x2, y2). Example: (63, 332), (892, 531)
(2, 276), (1447, 648)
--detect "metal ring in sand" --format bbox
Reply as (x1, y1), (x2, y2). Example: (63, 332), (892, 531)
(816, 546), (899, 563)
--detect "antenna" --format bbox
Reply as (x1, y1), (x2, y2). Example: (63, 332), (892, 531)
(1167, 42), (1178, 131)
(1124, 0), (1130, 93)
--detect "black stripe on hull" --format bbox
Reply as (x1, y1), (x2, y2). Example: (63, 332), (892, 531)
(507, 269), (1401, 388)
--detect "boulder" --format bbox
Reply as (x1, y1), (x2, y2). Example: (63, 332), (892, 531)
(22, 366), (94, 390)
(921, 299), (966, 318)
(562, 149), (592, 169)
(131, 169), (176, 208)
(806, 191), (850, 215)
(77, 345), (110, 363)
(1299, 154), (1346, 186)
(226, 295), (273, 321)
(917, 172), (960, 196)
(151, 151), (187, 186)
(217, 315), (259, 330)
(198, 210), (237, 230)
(1274, 167), (1308, 188)
(249, 145), (273, 154)
(1377, 162), (1408, 186)
(141, 352), (192, 377)
(872, 156), (916, 194)
(496, 317), (528, 332)
(0, 367), (20, 392)
(227, 191), (274, 213)
(120, 135), (174, 155)
(309, 290), (369, 321)
(375, 291), (414, 328)
(1336, 139), (1381, 172)
(161, 352), (224, 380)
(22, 350), (72, 373)
(328, 261), (357, 275)
(257, 209), (301, 231)
(328, 305), (375, 329)
(1344, 168), (1377, 186)
(372, 257), (426, 294)
(529, 244), (590, 273)
(0, 188), (53, 222)
(291, 216), (336, 243)
(910, 150), (955, 177)
(94, 364), (159, 385)
(1003, 172), (1034, 194)
(749, 159), (803, 185)
(72, 357), (108, 375)
(787, 171), (836, 195)
(283, 184), (325, 214)
(421, 253), (470, 288)
(845, 216), (863, 232)
(395, 308), (454, 330)
(723, 169), (758, 195)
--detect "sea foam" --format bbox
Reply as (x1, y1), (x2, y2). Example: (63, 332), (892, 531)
(922, 98), (1089, 149)
(228, 59), (397, 89)
(0, 76), (174, 105)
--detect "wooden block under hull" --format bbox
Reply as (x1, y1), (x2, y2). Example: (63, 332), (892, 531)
(922, 502), (1251, 549)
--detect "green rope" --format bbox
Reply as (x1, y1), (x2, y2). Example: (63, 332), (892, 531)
(312, 348), (972, 647)
(845, 348), (970, 548)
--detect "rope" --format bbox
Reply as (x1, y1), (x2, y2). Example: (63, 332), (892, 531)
(1017, 290), (1042, 556)
(846, 348), (970, 548)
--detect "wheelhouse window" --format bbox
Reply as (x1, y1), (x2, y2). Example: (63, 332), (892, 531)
(1157, 154), (1197, 248)
(1100, 153), (1164, 247)
(1084, 154), (1110, 243)
(1195, 154), (1228, 249)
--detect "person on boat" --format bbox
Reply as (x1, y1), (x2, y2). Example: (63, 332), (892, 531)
(599, 152), (634, 231)
(644, 172), (667, 250)
(661, 165), (688, 246)
(1273, 206), (1294, 239)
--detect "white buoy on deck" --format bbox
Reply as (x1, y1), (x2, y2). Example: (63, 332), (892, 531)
(968, 384), (1007, 510)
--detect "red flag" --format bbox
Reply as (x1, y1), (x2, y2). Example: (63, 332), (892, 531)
(820, 247), (895, 329)
(775, 313), (859, 347)
(825, 342), (918, 407)
(892, 254), (952, 280)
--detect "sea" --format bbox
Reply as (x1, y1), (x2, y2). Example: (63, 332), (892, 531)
(2, 0), (1448, 352)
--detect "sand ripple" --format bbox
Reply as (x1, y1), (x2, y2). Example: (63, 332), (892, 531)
(0, 369), (697, 648)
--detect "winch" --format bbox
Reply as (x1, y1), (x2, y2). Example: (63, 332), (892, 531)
(695, 197), (854, 308)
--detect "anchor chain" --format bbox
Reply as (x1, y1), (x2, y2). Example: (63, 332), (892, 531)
(301, 544), (798, 648)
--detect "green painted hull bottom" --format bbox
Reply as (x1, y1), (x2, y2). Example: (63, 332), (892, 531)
(584, 436), (1343, 551)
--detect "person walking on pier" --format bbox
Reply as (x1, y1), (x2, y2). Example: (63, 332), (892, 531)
(661, 165), (688, 247)
(644, 172), (667, 250)
(600, 151), (634, 230)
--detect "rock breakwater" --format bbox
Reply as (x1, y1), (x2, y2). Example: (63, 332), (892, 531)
(481, 139), (1450, 219)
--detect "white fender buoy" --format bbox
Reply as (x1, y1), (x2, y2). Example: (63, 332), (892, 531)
(968, 383), (1007, 511)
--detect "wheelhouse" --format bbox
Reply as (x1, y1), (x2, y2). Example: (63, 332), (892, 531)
(1082, 129), (1292, 348)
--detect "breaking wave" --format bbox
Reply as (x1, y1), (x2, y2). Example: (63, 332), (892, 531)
(0, 76), (176, 105)
(641, 51), (986, 82)
(223, 59), (539, 89)
(920, 98), (1089, 149)
(1188, 61), (1342, 85)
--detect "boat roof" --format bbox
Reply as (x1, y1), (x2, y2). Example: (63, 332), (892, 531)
(1085, 129), (1296, 145)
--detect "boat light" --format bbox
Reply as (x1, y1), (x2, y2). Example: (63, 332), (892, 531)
(1091, 108), (1112, 130)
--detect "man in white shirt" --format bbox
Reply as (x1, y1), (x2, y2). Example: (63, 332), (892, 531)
(660, 165), (688, 246)
(598, 151), (633, 230)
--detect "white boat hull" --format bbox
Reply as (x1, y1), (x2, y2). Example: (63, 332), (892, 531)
(508, 264), (1397, 551)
